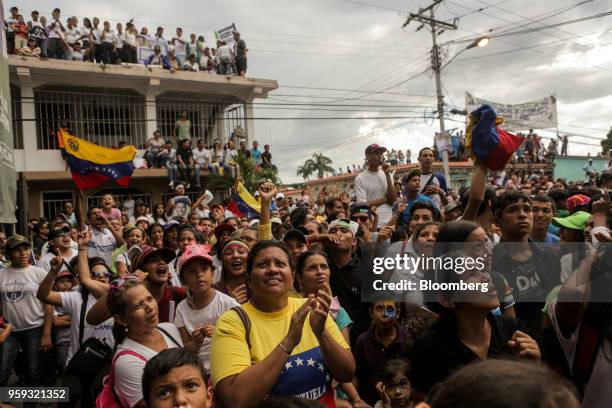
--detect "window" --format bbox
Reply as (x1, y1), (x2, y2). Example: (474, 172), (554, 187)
(34, 87), (146, 149)
(41, 191), (74, 220)
(10, 84), (23, 149)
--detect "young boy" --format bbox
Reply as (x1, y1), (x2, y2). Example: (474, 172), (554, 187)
(174, 244), (238, 373)
(142, 348), (212, 408)
(53, 270), (74, 369)
(492, 191), (560, 340)
(353, 300), (410, 406)
(530, 195), (560, 248)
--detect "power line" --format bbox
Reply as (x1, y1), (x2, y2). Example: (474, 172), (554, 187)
(332, 0), (411, 14)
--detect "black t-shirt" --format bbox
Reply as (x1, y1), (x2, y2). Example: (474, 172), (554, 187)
(176, 146), (193, 164)
(410, 313), (518, 394)
(329, 256), (370, 344)
(261, 151), (272, 165)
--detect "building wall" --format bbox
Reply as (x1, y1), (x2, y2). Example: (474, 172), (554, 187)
(554, 156), (610, 181)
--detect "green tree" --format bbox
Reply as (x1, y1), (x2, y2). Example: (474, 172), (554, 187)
(602, 127), (612, 155)
(306, 153), (334, 179)
(206, 153), (282, 196)
(296, 163), (314, 180)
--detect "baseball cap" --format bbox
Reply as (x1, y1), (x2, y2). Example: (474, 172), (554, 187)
(445, 200), (461, 213)
(552, 211), (590, 231)
(6, 235), (31, 250)
(350, 202), (371, 217)
(163, 219), (180, 231)
(135, 199), (145, 207)
(136, 216), (151, 225)
(214, 223), (236, 239)
(271, 217), (283, 225)
(567, 194), (591, 213)
(283, 229), (309, 245)
(211, 204), (225, 212)
(329, 218), (359, 236)
(276, 192), (285, 200)
(48, 225), (71, 241)
(55, 271), (75, 281)
(178, 244), (213, 270)
(365, 144), (387, 154)
(130, 245), (175, 272)
(402, 168), (421, 184)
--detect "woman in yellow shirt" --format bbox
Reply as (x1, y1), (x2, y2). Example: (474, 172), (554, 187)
(210, 241), (355, 408)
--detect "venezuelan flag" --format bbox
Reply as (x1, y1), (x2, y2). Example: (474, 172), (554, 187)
(465, 104), (524, 170)
(59, 130), (137, 189)
(228, 181), (261, 219)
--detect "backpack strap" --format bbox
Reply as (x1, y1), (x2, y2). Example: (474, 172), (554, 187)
(110, 350), (147, 407)
(78, 289), (88, 346)
(401, 239), (409, 257)
(156, 325), (182, 348)
(572, 321), (601, 395)
(232, 306), (251, 349)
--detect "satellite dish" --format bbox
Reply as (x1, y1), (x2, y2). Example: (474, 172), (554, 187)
(424, 107), (435, 126)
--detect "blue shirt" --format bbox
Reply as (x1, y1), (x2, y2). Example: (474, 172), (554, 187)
(251, 148), (262, 162)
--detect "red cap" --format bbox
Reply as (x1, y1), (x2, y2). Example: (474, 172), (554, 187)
(365, 144), (387, 154)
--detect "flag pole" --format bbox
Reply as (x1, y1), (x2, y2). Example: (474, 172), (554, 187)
(75, 188), (86, 232)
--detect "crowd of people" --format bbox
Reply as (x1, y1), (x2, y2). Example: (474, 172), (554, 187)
(0, 139), (610, 408)
(142, 118), (276, 188)
(4, 6), (248, 76)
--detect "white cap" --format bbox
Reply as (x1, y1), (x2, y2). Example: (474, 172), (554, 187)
(329, 219), (359, 236)
(276, 193), (285, 199)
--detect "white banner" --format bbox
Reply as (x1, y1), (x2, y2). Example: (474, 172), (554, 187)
(465, 92), (558, 131)
(215, 24), (238, 48)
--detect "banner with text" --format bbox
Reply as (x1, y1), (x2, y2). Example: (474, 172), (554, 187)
(0, 0), (17, 223)
(465, 92), (558, 131)
(215, 23), (238, 48)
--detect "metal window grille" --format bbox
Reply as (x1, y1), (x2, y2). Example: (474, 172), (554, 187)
(34, 87), (146, 149)
(10, 84), (23, 149)
(41, 191), (74, 220)
(87, 188), (152, 211)
(156, 93), (246, 148)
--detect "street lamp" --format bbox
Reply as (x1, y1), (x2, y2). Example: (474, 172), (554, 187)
(434, 36), (490, 186)
(466, 36), (490, 49)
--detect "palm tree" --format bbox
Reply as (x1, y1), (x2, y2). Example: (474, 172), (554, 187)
(296, 164), (314, 180)
(309, 153), (334, 178)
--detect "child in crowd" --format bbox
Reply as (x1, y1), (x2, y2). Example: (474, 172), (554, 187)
(353, 300), (410, 406)
(115, 226), (146, 277)
(100, 194), (122, 220)
(52, 270), (75, 370)
(174, 244), (238, 373)
(142, 348), (212, 408)
(375, 359), (413, 408)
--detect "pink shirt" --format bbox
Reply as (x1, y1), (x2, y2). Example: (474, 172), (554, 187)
(100, 208), (122, 220)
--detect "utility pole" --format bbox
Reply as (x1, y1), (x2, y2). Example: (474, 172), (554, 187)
(403, 0), (457, 185)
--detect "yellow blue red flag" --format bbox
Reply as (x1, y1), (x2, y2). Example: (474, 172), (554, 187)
(58, 130), (137, 189)
(228, 181), (261, 219)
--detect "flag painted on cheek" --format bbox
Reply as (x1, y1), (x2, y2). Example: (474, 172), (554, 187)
(465, 104), (524, 170)
(59, 130), (137, 189)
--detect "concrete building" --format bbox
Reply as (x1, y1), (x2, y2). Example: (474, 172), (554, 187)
(8, 56), (277, 231)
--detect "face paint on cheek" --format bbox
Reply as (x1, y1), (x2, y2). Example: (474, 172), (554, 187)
(383, 301), (397, 319)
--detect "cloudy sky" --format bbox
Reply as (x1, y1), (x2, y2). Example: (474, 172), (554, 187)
(8, 0), (612, 182)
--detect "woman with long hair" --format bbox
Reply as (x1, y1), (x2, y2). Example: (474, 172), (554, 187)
(152, 204), (168, 226)
(410, 220), (538, 402)
(215, 239), (250, 303)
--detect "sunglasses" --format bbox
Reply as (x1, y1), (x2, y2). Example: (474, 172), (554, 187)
(351, 215), (369, 222)
(109, 275), (137, 292)
(92, 271), (110, 279)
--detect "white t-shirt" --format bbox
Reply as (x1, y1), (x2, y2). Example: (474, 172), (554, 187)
(123, 198), (135, 218)
(40, 239), (78, 258)
(0, 265), (47, 331)
(65, 27), (80, 44)
(174, 291), (238, 372)
(59, 290), (115, 365)
(354, 169), (393, 228)
(38, 249), (77, 273)
(549, 299), (612, 408)
(91, 27), (103, 44)
(217, 44), (232, 61)
(173, 35), (187, 57)
(102, 30), (116, 44)
(193, 148), (210, 166)
(183, 60), (199, 71)
(114, 323), (183, 408)
(88, 228), (117, 267)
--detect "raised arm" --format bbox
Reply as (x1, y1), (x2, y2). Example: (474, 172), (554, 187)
(36, 255), (64, 307)
(462, 163), (488, 222)
(258, 181), (276, 240)
(77, 229), (110, 299)
(382, 162), (396, 205)
(86, 293), (112, 325)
